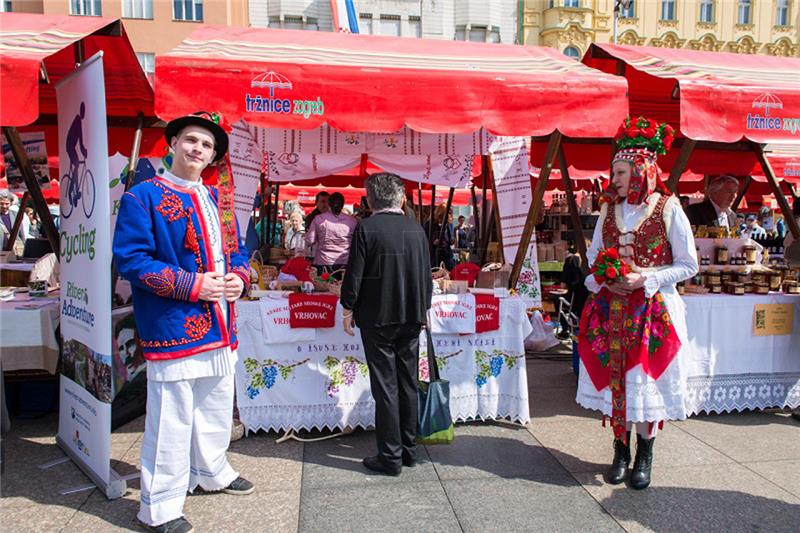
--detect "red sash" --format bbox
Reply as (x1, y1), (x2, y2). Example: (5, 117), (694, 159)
(288, 294), (338, 328)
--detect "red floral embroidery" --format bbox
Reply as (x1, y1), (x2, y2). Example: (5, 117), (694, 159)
(184, 312), (211, 340)
(155, 188), (186, 222)
(184, 222), (200, 254)
(139, 305), (213, 348)
(141, 267), (177, 298)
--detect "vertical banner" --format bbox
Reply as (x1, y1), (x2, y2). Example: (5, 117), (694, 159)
(55, 52), (121, 496)
(489, 137), (541, 307)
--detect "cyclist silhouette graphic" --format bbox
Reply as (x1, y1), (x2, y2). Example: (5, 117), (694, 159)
(62, 101), (95, 219)
(66, 102), (88, 204)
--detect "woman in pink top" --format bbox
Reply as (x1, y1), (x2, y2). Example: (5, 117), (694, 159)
(305, 192), (358, 274)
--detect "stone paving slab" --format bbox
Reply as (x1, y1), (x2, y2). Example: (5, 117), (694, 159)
(528, 419), (735, 474)
(739, 459), (800, 500)
(673, 412), (800, 463)
(424, 422), (567, 482)
(573, 463), (800, 533)
(299, 480), (461, 533)
(301, 429), (438, 489)
(525, 359), (578, 390)
(442, 475), (624, 533)
(528, 384), (603, 424)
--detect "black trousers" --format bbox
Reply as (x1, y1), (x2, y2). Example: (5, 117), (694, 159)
(360, 324), (421, 467)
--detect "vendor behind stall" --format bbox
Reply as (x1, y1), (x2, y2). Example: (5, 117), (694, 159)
(684, 175), (739, 229)
(305, 192), (357, 273)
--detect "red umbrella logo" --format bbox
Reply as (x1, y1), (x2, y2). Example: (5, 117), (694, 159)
(251, 71), (293, 98)
(752, 93), (783, 117)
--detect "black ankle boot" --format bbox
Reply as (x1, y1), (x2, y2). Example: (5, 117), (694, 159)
(606, 432), (631, 485)
(630, 434), (655, 490)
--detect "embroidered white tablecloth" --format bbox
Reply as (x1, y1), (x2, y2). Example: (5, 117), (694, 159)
(234, 296), (532, 433)
(682, 293), (800, 415)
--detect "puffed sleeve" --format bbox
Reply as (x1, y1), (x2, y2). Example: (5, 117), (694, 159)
(583, 204), (607, 294)
(643, 197), (699, 298)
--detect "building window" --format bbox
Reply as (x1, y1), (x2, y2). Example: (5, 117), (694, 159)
(408, 16), (421, 38)
(548, 1), (555, 8)
(359, 14), (373, 34)
(738, 0), (752, 24)
(71, 0), (102, 16)
(619, 1), (635, 18)
(776, 0), (790, 26)
(488, 27), (501, 43)
(122, 0), (153, 19)
(379, 15), (401, 36)
(563, 46), (581, 59)
(661, 0), (676, 20)
(564, 0), (580, 7)
(455, 25), (466, 40)
(699, 0), (714, 22)
(1, 1), (11, 13)
(469, 26), (486, 42)
(283, 16), (303, 30)
(136, 52), (154, 75)
(174, 0), (202, 22)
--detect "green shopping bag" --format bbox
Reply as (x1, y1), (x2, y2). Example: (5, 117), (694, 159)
(417, 328), (454, 445)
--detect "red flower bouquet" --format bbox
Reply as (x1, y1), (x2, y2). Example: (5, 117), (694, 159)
(591, 248), (630, 285)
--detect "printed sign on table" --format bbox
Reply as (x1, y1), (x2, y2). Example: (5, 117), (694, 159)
(753, 303), (794, 336)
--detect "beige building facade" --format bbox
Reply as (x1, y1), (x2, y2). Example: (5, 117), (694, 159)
(522, 0), (799, 58)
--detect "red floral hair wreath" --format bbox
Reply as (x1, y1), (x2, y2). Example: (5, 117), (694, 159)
(603, 117), (675, 206)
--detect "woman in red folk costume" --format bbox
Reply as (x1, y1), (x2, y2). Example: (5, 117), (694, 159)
(577, 117), (698, 490)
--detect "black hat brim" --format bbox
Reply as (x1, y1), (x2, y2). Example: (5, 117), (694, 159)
(165, 115), (228, 162)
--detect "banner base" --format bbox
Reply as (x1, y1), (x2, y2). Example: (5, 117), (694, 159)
(56, 435), (127, 500)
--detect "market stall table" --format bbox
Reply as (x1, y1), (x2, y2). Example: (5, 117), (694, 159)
(0, 292), (60, 374)
(234, 295), (532, 434)
(0, 291), (60, 433)
(682, 293), (800, 415)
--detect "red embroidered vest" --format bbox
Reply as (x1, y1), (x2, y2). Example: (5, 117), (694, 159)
(602, 195), (673, 269)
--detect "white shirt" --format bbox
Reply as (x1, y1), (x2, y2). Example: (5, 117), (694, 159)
(147, 170), (236, 382)
(709, 199), (732, 229)
(585, 194), (699, 298)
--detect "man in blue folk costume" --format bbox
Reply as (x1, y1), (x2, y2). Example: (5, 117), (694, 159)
(114, 111), (253, 533)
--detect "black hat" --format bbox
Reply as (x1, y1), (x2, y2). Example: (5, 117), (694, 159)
(164, 111), (229, 162)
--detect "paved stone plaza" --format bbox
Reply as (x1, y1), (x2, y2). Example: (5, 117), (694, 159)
(2, 358), (799, 532)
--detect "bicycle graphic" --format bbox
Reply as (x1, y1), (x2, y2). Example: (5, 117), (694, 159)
(61, 159), (96, 219)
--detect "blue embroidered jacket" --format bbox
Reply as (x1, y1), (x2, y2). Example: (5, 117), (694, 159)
(112, 177), (251, 360)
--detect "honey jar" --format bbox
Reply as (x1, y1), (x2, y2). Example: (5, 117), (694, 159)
(785, 281), (800, 294)
(754, 283), (770, 295)
(727, 282), (746, 295)
(715, 245), (729, 265)
(769, 272), (783, 291)
(742, 245), (758, 265)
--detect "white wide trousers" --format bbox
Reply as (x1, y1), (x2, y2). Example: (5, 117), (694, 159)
(138, 374), (238, 526)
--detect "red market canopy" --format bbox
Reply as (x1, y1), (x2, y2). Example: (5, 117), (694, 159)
(584, 43), (800, 144)
(0, 13), (154, 126)
(155, 25), (627, 136)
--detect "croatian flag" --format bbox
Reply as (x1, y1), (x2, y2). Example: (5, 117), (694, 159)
(330, 0), (359, 34)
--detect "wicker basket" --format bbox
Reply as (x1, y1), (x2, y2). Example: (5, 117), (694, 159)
(250, 250), (278, 290)
(431, 262), (450, 281)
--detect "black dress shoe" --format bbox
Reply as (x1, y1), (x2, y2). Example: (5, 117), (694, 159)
(402, 455), (417, 468)
(630, 435), (655, 490)
(606, 432), (631, 485)
(362, 455), (401, 476)
(139, 517), (194, 533)
(223, 476), (255, 495)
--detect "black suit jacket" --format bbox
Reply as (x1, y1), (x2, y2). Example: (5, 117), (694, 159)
(340, 212), (433, 329)
(685, 199), (734, 228)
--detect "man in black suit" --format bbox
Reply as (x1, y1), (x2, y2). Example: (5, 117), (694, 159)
(340, 173), (433, 476)
(684, 175), (739, 229)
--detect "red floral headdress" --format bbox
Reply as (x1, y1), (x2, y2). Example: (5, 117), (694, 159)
(603, 117), (675, 206)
